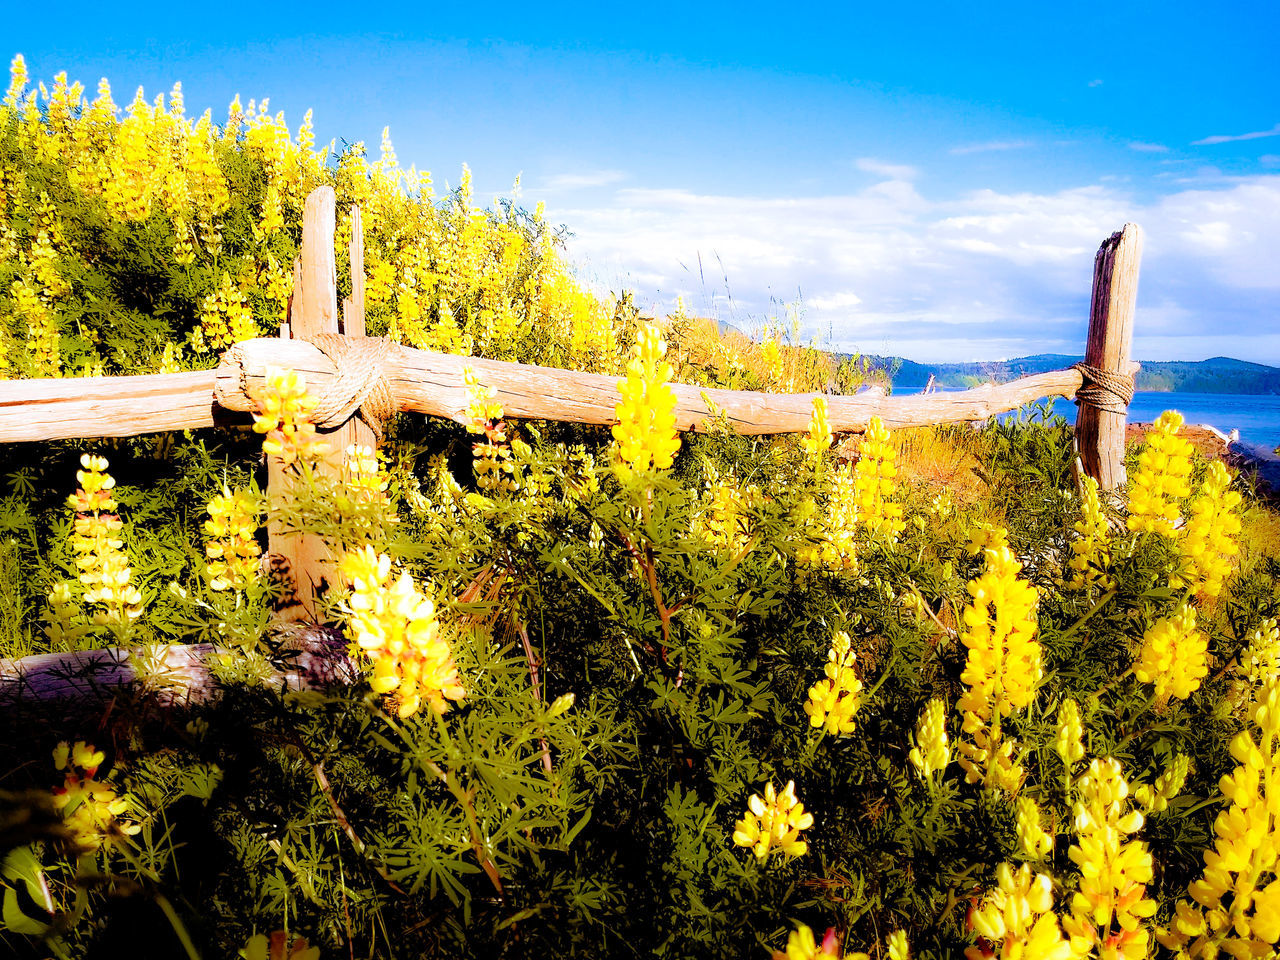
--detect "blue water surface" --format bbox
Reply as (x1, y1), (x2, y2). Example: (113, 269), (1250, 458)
(1023, 392), (1280, 451)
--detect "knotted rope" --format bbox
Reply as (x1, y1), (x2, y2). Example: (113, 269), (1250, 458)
(305, 334), (397, 441)
(1071, 362), (1135, 416)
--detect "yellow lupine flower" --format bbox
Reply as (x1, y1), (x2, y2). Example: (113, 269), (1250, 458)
(732, 780), (813, 861)
(249, 366), (327, 465)
(1054, 698), (1085, 768)
(1177, 459), (1242, 600)
(462, 366), (516, 493)
(1015, 796), (1054, 860)
(339, 545), (464, 718)
(66, 454), (143, 624)
(1063, 758), (1157, 958)
(51, 740), (140, 850)
(771, 924), (859, 960)
(613, 323), (681, 473)
(1134, 603), (1208, 703)
(796, 463), (859, 572)
(967, 520), (1010, 556)
(1243, 618), (1280, 685)
(803, 396), (832, 464)
(203, 487), (261, 591)
(909, 697), (950, 781)
(693, 474), (756, 554)
(1133, 753), (1189, 814)
(804, 631), (863, 738)
(1158, 680), (1280, 956)
(242, 932), (321, 960)
(956, 541), (1041, 792)
(4, 54), (28, 110)
(965, 863), (1072, 960)
(1127, 410), (1194, 536)
(1068, 473), (1114, 592)
(853, 416), (904, 542)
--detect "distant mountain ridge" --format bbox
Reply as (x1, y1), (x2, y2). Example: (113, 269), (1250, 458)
(868, 354), (1280, 395)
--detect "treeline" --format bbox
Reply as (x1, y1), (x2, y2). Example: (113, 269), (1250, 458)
(871, 352), (1280, 394)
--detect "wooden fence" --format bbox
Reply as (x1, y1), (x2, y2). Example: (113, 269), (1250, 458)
(0, 188), (1143, 698)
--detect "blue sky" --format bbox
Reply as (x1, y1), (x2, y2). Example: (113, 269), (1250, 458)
(10, 1), (1280, 363)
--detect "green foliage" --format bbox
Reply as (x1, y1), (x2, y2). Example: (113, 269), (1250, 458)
(1, 409), (1278, 959)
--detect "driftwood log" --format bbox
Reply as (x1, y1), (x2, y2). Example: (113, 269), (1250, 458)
(0, 628), (358, 706)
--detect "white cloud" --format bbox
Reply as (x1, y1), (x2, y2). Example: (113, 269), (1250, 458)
(549, 174), (1280, 365)
(1088, 79), (1104, 88)
(1128, 141), (1169, 153)
(854, 157), (918, 180)
(808, 291), (862, 310)
(1193, 122), (1280, 146)
(949, 140), (1034, 156)
(1261, 154), (1280, 165)
(541, 170), (627, 190)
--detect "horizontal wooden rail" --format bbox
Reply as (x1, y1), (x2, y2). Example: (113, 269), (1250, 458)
(0, 338), (1091, 444)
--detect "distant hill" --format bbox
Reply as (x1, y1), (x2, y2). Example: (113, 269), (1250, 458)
(867, 354), (1280, 395)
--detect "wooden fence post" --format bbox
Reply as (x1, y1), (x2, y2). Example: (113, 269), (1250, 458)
(267, 187), (373, 620)
(1076, 222), (1144, 490)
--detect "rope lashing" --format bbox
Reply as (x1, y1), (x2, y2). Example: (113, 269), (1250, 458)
(1071, 362), (1135, 415)
(305, 334), (398, 441)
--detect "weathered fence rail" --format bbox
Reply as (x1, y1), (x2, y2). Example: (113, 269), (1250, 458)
(0, 186), (1145, 701)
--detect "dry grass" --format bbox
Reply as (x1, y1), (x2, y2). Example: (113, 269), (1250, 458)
(889, 424), (990, 506)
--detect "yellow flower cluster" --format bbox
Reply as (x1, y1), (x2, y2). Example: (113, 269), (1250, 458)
(1055, 698), (1086, 768)
(249, 366), (327, 465)
(242, 932), (322, 960)
(344, 444), (390, 504)
(693, 474), (756, 554)
(909, 697), (950, 782)
(732, 780), (814, 861)
(196, 272), (258, 350)
(1127, 411), (1194, 536)
(965, 863), (1072, 960)
(771, 925), (853, 960)
(339, 546), (464, 718)
(853, 416), (904, 543)
(956, 542), (1041, 792)
(1134, 603), (1208, 704)
(0, 58), (650, 381)
(52, 740), (141, 850)
(613, 323), (681, 473)
(332, 444), (397, 541)
(1063, 758), (1157, 958)
(967, 520), (1010, 557)
(462, 366), (516, 493)
(1015, 797), (1054, 860)
(804, 631), (864, 738)
(203, 487), (261, 591)
(803, 397), (833, 464)
(796, 463), (860, 572)
(1243, 618), (1280, 685)
(67, 454), (143, 624)
(1068, 474), (1114, 592)
(1177, 460), (1243, 600)
(770, 924), (902, 960)
(1134, 753), (1190, 814)
(1159, 680), (1280, 955)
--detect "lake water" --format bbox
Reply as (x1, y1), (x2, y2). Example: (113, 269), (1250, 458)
(1013, 391), (1280, 451)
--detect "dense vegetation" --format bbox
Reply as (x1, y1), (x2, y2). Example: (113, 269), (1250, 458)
(3, 56), (1280, 960)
